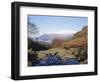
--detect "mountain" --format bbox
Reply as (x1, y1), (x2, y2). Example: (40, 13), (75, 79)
(36, 34), (54, 43)
(62, 26), (88, 48)
(72, 26), (87, 39)
(33, 33), (74, 44)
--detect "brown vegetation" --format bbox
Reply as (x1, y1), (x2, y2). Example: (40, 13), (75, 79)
(51, 38), (65, 48)
(63, 26), (88, 48)
(51, 26), (88, 49)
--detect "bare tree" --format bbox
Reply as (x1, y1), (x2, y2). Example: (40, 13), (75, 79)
(28, 18), (39, 37)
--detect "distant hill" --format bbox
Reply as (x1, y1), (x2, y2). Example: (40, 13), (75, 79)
(63, 26), (88, 48)
(33, 33), (73, 44)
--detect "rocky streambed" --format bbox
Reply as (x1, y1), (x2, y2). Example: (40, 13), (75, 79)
(28, 47), (87, 66)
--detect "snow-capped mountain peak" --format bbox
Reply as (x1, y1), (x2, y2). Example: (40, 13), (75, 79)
(32, 33), (74, 44)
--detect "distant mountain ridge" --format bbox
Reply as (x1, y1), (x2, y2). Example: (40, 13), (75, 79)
(33, 33), (74, 44)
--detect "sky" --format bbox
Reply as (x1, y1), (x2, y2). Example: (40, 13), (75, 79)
(28, 15), (88, 36)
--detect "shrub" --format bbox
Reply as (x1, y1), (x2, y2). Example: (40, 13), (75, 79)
(28, 38), (49, 51)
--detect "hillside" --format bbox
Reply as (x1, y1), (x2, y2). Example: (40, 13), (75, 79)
(63, 26), (88, 48)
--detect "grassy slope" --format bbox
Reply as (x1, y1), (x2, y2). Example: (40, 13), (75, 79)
(62, 26), (88, 48)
